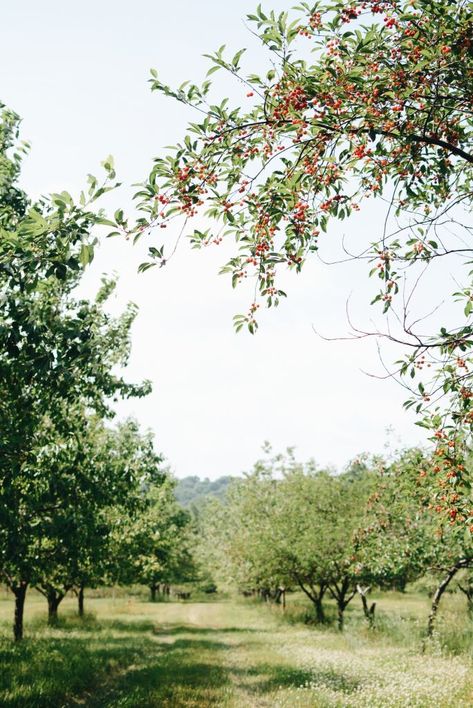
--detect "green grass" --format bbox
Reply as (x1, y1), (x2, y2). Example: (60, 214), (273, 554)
(0, 591), (472, 706)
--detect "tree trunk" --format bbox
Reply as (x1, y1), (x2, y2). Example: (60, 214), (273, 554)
(328, 577), (356, 632)
(78, 584), (85, 617)
(337, 603), (345, 631)
(150, 584), (157, 602)
(12, 582), (28, 642)
(426, 560), (470, 641)
(357, 585), (376, 628)
(397, 576), (407, 593)
(294, 575), (327, 624)
(314, 596), (325, 623)
(47, 591), (64, 625)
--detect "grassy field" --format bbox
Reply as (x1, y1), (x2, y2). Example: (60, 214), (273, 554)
(0, 591), (472, 706)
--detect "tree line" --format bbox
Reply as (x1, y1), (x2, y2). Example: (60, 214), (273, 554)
(197, 445), (473, 637)
(0, 105), (193, 641)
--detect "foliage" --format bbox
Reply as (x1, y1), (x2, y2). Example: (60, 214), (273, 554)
(132, 0), (473, 529)
(0, 275), (149, 594)
(0, 104), (187, 638)
(174, 475), (235, 510)
(0, 104), (117, 281)
(29, 417), (166, 621)
(353, 445), (473, 636)
(355, 446), (473, 583)
(0, 103), (145, 606)
(111, 475), (195, 594)
(198, 447), (376, 627)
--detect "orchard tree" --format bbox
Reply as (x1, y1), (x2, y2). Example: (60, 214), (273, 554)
(109, 474), (194, 601)
(31, 415), (163, 623)
(134, 479), (195, 601)
(84, 420), (167, 605)
(354, 446), (473, 637)
(199, 447), (375, 628)
(131, 0), (473, 529)
(274, 465), (375, 629)
(198, 450), (298, 598)
(0, 102), (150, 639)
(353, 448), (435, 593)
(195, 496), (238, 593)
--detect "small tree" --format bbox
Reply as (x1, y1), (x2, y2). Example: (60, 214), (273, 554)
(28, 415), (162, 623)
(354, 447), (473, 638)
(274, 466), (375, 629)
(199, 447), (375, 628)
(112, 476), (194, 600)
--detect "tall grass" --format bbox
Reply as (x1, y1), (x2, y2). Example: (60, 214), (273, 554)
(267, 588), (473, 655)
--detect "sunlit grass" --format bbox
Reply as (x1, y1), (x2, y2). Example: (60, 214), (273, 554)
(0, 591), (472, 706)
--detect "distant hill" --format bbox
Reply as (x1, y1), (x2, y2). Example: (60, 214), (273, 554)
(174, 475), (235, 509)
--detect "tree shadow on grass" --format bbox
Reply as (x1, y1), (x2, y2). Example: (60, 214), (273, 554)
(0, 624), (238, 708)
(83, 629), (363, 707)
(86, 635), (234, 708)
(239, 662), (362, 696)
(153, 624), (267, 636)
(28, 615), (157, 635)
(0, 617), (363, 707)
(95, 618), (157, 633)
(0, 633), (155, 708)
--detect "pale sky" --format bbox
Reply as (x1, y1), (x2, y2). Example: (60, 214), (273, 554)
(0, 0), (429, 478)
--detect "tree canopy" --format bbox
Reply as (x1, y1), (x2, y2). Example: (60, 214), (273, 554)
(128, 0), (473, 531)
(0, 103), (193, 640)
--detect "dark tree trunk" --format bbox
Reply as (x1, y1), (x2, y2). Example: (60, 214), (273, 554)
(273, 587), (286, 609)
(12, 582), (28, 642)
(426, 560), (470, 641)
(294, 574), (327, 623)
(150, 584), (158, 602)
(78, 584), (85, 617)
(314, 596), (326, 624)
(329, 577), (356, 632)
(337, 603), (345, 631)
(47, 591), (64, 625)
(357, 585), (376, 628)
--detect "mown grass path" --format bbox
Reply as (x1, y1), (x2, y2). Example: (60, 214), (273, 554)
(1, 596), (473, 706)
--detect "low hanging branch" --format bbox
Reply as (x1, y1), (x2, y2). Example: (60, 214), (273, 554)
(128, 0), (473, 534)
